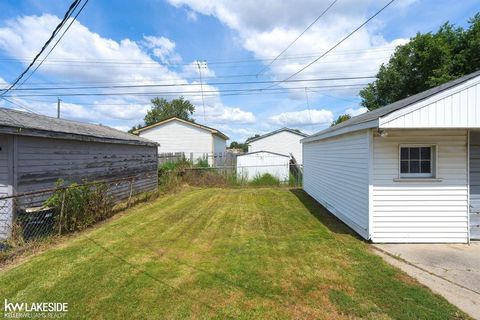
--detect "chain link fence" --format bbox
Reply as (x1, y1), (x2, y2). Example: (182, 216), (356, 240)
(179, 164), (303, 188)
(0, 174), (158, 256)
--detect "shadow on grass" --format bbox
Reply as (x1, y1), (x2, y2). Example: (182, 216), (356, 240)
(289, 188), (361, 239)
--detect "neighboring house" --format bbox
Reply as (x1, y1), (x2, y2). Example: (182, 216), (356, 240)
(237, 151), (290, 182)
(302, 70), (480, 243)
(247, 128), (307, 164)
(134, 117), (229, 165)
(0, 107), (158, 239)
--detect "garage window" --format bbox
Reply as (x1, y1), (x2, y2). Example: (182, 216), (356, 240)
(399, 145), (436, 178)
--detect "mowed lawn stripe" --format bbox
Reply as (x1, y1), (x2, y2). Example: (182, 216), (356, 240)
(0, 188), (469, 319)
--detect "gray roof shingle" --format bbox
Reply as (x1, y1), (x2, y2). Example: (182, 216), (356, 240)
(0, 107), (156, 146)
(247, 127), (307, 143)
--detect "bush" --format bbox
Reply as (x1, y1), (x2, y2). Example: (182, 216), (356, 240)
(44, 179), (111, 234)
(249, 173), (281, 186)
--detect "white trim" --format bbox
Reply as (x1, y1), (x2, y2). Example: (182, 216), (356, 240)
(379, 76), (480, 126)
(392, 178), (443, 182)
(398, 144), (437, 179)
(368, 129), (374, 240)
(301, 119), (378, 143)
(467, 129), (471, 243)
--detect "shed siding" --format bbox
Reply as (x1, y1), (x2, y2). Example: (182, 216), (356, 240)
(371, 129), (468, 243)
(303, 130), (370, 238)
(15, 136), (158, 204)
(0, 135), (12, 239)
(236, 152), (290, 182)
(381, 82), (480, 128)
(138, 120), (213, 155)
(249, 131), (304, 164)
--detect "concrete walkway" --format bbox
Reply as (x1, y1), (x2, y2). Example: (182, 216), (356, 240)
(372, 242), (480, 319)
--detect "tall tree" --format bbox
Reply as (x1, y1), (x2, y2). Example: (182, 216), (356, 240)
(144, 96), (195, 126)
(360, 13), (480, 111)
(331, 114), (351, 127)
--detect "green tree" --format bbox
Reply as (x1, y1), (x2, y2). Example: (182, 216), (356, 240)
(331, 114), (351, 127)
(360, 13), (480, 110)
(246, 134), (260, 142)
(229, 141), (249, 152)
(144, 96), (195, 126)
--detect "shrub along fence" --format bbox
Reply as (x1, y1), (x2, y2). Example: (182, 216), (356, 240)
(160, 164), (303, 189)
(0, 174), (158, 257)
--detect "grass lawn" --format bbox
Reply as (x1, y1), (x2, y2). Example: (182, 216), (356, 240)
(0, 188), (468, 319)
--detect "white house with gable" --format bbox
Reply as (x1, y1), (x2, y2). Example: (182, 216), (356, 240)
(248, 128), (307, 164)
(134, 117), (229, 165)
(302, 70), (480, 243)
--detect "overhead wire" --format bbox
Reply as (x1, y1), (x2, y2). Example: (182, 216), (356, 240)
(0, 0), (82, 96)
(263, 0), (396, 89)
(17, 0), (90, 88)
(256, 0), (337, 76)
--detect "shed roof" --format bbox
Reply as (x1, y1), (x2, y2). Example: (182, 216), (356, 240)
(247, 127), (307, 144)
(0, 107), (157, 146)
(303, 70), (480, 143)
(133, 117), (229, 140)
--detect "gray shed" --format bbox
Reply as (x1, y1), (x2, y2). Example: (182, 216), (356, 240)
(0, 107), (158, 237)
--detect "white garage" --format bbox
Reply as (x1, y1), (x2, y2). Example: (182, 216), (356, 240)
(302, 71), (480, 243)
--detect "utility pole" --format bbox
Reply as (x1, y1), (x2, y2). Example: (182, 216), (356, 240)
(57, 98), (61, 118)
(196, 60), (206, 123)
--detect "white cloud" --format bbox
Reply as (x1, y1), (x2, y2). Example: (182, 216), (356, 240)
(198, 103), (255, 124)
(166, 0), (411, 97)
(142, 35), (182, 63)
(345, 106), (368, 117)
(270, 109), (333, 126)
(186, 10), (198, 22)
(0, 14), (253, 129)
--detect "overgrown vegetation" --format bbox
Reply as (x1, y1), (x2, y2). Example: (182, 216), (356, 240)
(250, 173), (281, 186)
(44, 179), (112, 234)
(0, 188), (467, 319)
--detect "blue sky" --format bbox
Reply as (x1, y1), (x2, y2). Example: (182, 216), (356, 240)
(0, 0), (478, 141)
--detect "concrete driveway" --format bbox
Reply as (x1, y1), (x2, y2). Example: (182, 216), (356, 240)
(372, 242), (480, 319)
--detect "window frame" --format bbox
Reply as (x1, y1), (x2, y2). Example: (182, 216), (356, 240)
(398, 144), (437, 179)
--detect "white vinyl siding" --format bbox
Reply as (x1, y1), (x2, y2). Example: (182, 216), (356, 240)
(380, 81), (480, 128)
(213, 134), (226, 154)
(371, 129), (468, 243)
(249, 131), (304, 164)
(303, 130), (370, 238)
(139, 120), (213, 154)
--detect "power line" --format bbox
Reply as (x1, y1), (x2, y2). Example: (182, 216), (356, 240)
(4, 83), (369, 98)
(0, 46), (397, 65)
(0, 96), (39, 114)
(17, 0), (89, 88)
(256, 0), (337, 76)
(5, 76), (375, 92)
(0, 0), (81, 96)
(266, 0), (396, 89)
